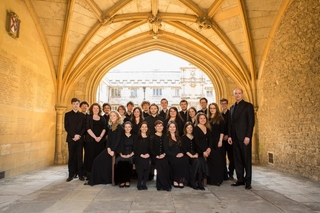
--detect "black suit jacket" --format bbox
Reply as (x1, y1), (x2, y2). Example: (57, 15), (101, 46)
(64, 110), (86, 143)
(228, 100), (254, 141)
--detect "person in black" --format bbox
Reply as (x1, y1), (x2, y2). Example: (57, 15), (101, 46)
(102, 103), (111, 147)
(130, 107), (144, 135)
(228, 88), (255, 190)
(187, 107), (197, 125)
(145, 103), (164, 135)
(208, 103), (227, 183)
(125, 101), (134, 120)
(141, 101), (150, 118)
(198, 97), (208, 114)
(116, 121), (135, 188)
(83, 103), (107, 180)
(64, 98), (86, 182)
(145, 103), (163, 180)
(164, 107), (184, 136)
(193, 113), (224, 189)
(149, 120), (171, 191)
(179, 99), (189, 124)
(181, 122), (206, 190)
(220, 98), (234, 180)
(133, 121), (151, 190)
(118, 105), (130, 123)
(159, 98), (169, 119)
(166, 121), (189, 188)
(85, 111), (123, 186)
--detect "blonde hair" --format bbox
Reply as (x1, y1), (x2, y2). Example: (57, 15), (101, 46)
(108, 111), (123, 131)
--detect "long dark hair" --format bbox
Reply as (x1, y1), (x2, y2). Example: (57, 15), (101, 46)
(183, 121), (194, 136)
(167, 121), (181, 147)
(138, 121), (149, 139)
(130, 107), (144, 124)
(208, 103), (224, 125)
(166, 106), (184, 123)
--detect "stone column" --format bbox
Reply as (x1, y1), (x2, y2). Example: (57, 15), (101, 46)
(252, 107), (259, 164)
(54, 105), (67, 165)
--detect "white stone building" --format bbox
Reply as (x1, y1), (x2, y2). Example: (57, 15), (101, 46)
(96, 65), (215, 111)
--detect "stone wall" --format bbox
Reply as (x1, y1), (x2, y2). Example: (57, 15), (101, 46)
(257, 0), (320, 180)
(0, 1), (56, 177)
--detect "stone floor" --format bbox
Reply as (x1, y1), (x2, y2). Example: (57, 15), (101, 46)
(0, 165), (319, 213)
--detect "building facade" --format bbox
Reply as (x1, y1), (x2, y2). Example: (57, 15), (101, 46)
(96, 65), (215, 111)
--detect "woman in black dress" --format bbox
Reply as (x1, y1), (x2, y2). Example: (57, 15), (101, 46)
(116, 121), (135, 188)
(208, 103), (227, 181)
(85, 110), (123, 186)
(166, 121), (189, 188)
(133, 121), (151, 190)
(181, 122), (206, 190)
(130, 107), (144, 135)
(150, 120), (171, 191)
(84, 103), (107, 179)
(193, 113), (224, 187)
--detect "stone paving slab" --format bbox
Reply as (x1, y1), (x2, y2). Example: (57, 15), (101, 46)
(0, 165), (319, 213)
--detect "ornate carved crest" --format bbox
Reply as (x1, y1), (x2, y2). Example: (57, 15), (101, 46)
(6, 11), (21, 38)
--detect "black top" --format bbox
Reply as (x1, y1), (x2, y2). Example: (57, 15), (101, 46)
(64, 110), (86, 143)
(181, 135), (196, 155)
(150, 134), (168, 157)
(210, 120), (225, 149)
(179, 110), (189, 124)
(143, 111), (150, 118)
(133, 136), (150, 156)
(131, 120), (143, 136)
(106, 124), (124, 153)
(159, 109), (168, 119)
(193, 125), (212, 156)
(221, 109), (229, 136)
(198, 109), (208, 115)
(166, 138), (184, 156)
(85, 115), (107, 143)
(121, 134), (136, 155)
(145, 115), (164, 135)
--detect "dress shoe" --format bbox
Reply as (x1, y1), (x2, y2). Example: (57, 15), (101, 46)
(142, 185), (148, 190)
(137, 186), (143, 190)
(66, 177), (73, 182)
(231, 182), (245, 186)
(245, 184), (252, 190)
(79, 176), (85, 181)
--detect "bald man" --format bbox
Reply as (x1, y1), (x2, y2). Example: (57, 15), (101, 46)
(228, 88), (255, 190)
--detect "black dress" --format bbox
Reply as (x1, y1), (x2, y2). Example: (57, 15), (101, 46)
(164, 118), (184, 136)
(131, 120), (143, 136)
(116, 134), (136, 184)
(87, 125), (124, 186)
(193, 125), (224, 185)
(84, 115), (107, 175)
(133, 136), (151, 188)
(150, 134), (171, 191)
(210, 120), (228, 180)
(181, 135), (206, 185)
(166, 138), (189, 184)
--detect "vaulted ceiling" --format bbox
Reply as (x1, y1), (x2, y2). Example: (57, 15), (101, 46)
(24, 0), (290, 103)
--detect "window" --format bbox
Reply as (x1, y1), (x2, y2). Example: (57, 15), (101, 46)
(130, 88), (137, 97)
(174, 88), (180, 97)
(153, 88), (162, 96)
(111, 88), (121, 97)
(206, 90), (213, 97)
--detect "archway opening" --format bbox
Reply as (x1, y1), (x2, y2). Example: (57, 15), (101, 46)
(96, 51), (216, 110)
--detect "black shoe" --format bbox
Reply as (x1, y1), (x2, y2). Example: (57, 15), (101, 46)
(178, 184), (184, 189)
(137, 186), (143, 190)
(66, 177), (73, 182)
(198, 182), (205, 190)
(142, 185), (148, 190)
(119, 184), (125, 188)
(231, 182), (245, 186)
(125, 183), (130, 188)
(215, 182), (221, 187)
(245, 184), (252, 190)
(79, 176), (85, 181)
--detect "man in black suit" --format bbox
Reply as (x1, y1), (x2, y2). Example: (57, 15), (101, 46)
(228, 88), (255, 189)
(64, 98), (86, 182)
(198, 97), (208, 114)
(159, 98), (169, 119)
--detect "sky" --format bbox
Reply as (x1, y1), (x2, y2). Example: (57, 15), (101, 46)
(112, 50), (191, 72)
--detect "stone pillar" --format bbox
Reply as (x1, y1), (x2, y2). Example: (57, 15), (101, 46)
(54, 105), (67, 165)
(252, 107), (259, 164)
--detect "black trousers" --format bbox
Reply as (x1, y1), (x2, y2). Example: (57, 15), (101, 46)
(68, 141), (84, 178)
(232, 136), (252, 184)
(223, 140), (235, 177)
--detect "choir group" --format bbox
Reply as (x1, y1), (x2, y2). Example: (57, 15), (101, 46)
(64, 89), (254, 191)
